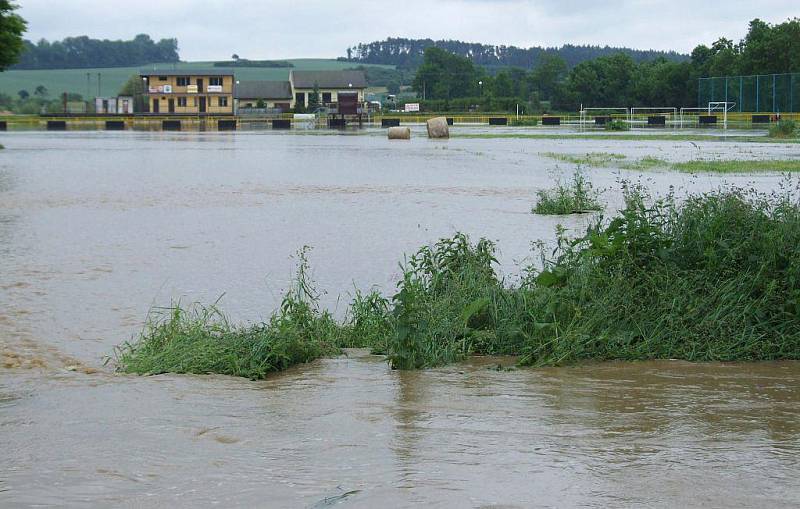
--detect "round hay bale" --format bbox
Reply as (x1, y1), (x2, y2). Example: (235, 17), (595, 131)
(387, 126), (411, 140)
(426, 117), (449, 139)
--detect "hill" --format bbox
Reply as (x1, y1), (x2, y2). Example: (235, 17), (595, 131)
(0, 59), (394, 98)
(343, 38), (688, 69)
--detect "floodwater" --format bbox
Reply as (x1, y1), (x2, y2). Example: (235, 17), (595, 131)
(1, 129), (799, 507)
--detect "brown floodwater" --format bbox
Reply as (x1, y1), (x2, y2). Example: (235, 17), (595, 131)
(1, 130), (799, 507)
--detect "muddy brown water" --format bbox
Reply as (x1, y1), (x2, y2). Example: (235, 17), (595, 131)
(1, 130), (799, 507)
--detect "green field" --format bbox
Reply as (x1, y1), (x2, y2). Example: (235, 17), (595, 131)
(0, 59), (394, 98)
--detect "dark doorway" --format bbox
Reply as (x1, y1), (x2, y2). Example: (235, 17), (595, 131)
(196, 78), (204, 93)
(168, 98), (175, 113)
(152, 98), (160, 113)
(199, 96), (207, 113)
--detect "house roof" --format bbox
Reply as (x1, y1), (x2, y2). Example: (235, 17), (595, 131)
(291, 70), (367, 89)
(139, 68), (235, 76)
(234, 80), (293, 99)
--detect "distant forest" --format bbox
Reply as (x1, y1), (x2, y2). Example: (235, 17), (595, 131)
(341, 38), (688, 69)
(13, 34), (180, 70)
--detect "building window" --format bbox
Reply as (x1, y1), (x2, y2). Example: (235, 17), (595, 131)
(218, 96), (228, 107)
(176, 76), (190, 86)
(209, 77), (223, 86)
(158, 76), (167, 81)
(193, 97), (198, 106)
(322, 92), (332, 103)
(295, 92), (305, 105)
(177, 97), (187, 107)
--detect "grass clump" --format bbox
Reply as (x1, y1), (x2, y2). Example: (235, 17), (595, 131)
(605, 119), (630, 131)
(115, 248), (342, 379)
(519, 184), (800, 365)
(672, 159), (800, 173)
(533, 170), (603, 215)
(620, 156), (669, 171)
(511, 118), (538, 127)
(386, 183), (800, 368)
(543, 152), (625, 167)
(769, 120), (797, 139)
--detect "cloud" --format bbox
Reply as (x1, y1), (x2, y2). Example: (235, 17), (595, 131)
(14, 0), (799, 60)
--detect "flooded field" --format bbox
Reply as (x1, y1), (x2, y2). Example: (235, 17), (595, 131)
(2, 129), (800, 507)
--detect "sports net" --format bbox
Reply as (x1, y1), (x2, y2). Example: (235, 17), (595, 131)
(698, 73), (800, 113)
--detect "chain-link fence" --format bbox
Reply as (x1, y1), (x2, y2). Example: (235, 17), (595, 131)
(699, 74), (800, 113)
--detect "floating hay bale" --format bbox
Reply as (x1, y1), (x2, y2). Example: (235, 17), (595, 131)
(426, 117), (449, 139)
(387, 126), (411, 140)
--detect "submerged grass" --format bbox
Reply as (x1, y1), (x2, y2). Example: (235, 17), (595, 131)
(769, 120), (797, 139)
(542, 152), (625, 167)
(118, 177), (800, 376)
(543, 152), (800, 174)
(455, 133), (800, 143)
(672, 159), (800, 173)
(533, 170), (603, 215)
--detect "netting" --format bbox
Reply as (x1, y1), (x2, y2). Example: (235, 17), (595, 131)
(699, 74), (800, 113)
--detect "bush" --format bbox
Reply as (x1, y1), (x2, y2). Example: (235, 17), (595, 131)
(605, 119), (630, 131)
(769, 119), (797, 138)
(533, 170), (603, 215)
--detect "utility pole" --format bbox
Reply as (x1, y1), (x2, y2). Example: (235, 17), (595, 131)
(97, 73), (101, 97)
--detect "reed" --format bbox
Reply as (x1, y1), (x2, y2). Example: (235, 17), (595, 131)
(533, 170), (603, 215)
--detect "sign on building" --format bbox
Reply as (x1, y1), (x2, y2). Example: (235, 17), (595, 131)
(207, 85), (223, 93)
(186, 85), (198, 93)
(404, 103), (420, 112)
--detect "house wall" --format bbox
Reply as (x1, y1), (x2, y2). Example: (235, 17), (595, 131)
(142, 74), (234, 114)
(236, 98), (292, 109)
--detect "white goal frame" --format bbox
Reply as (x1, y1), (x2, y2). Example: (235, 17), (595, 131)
(679, 102), (736, 129)
(630, 107), (678, 125)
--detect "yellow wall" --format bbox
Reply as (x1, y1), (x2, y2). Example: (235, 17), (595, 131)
(143, 74), (234, 114)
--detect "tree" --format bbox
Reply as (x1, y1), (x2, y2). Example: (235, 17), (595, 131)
(307, 82), (321, 111)
(232, 53), (240, 61)
(17, 89), (28, 99)
(34, 84), (47, 97)
(0, 0), (26, 71)
(412, 47), (484, 99)
(530, 54), (567, 101)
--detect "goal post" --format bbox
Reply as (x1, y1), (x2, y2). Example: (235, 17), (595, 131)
(578, 107), (630, 126)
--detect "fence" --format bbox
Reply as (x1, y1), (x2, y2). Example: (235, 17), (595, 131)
(699, 73), (800, 113)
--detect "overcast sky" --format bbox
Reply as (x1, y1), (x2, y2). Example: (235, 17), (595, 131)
(15, 0), (799, 60)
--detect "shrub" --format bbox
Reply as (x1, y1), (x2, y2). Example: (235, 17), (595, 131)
(605, 119), (630, 131)
(533, 170), (603, 215)
(769, 119), (797, 138)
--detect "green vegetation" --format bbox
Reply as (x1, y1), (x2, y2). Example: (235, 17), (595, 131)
(543, 152), (625, 167)
(620, 156), (669, 171)
(542, 151), (800, 173)
(118, 181), (800, 376)
(769, 120), (797, 139)
(0, 0), (26, 71)
(116, 248), (342, 379)
(213, 59), (293, 68)
(533, 171), (603, 215)
(605, 119), (629, 131)
(672, 159), (800, 173)
(511, 117), (539, 127)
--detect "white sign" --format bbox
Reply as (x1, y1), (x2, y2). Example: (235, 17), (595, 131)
(404, 103), (420, 112)
(163, 85), (172, 93)
(186, 85), (198, 93)
(207, 85), (223, 93)
(148, 86), (158, 93)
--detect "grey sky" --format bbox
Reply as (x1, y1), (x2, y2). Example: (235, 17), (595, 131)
(15, 0), (799, 60)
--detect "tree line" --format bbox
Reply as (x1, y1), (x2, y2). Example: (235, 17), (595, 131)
(405, 18), (800, 113)
(342, 37), (687, 70)
(13, 34), (180, 70)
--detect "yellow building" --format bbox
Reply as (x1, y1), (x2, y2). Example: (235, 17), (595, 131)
(140, 69), (234, 115)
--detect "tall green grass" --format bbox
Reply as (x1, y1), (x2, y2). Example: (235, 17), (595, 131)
(118, 181), (800, 376)
(769, 120), (797, 139)
(116, 248), (342, 379)
(533, 170), (603, 215)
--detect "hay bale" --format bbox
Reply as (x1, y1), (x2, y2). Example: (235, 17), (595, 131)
(426, 116), (449, 138)
(387, 126), (411, 140)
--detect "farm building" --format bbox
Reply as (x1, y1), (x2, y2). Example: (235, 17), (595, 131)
(140, 69), (234, 115)
(95, 96), (134, 114)
(233, 80), (293, 112)
(289, 70), (367, 113)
